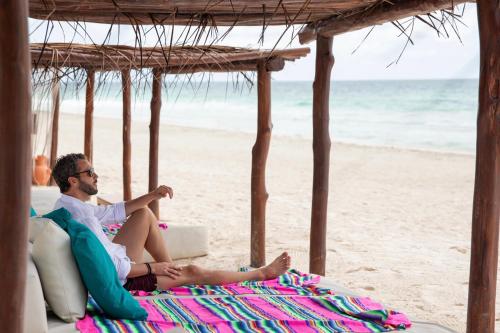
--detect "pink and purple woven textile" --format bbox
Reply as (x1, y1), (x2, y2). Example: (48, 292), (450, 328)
(77, 294), (410, 332)
(76, 270), (411, 332)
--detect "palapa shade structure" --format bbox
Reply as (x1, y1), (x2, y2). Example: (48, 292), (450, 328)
(31, 41), (309, 258)
(29, 0), (471, 29)
(31, 43), (309, 72)
(0, 0), (497, 332)
(27, 0), (397, 25)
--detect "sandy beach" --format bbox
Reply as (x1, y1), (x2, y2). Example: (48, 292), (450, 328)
(52, 112), (489, 332)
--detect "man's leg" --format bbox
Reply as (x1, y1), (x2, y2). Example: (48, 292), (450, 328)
(112, 207), (172, 263)
(155, 252), (291, 289)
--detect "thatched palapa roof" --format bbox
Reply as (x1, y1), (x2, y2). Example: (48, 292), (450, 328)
(29, 0), (472, 44)
(29, 0), (379, 26)
(31, 43), (310, 73)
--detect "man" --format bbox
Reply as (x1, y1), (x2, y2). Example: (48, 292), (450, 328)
(52, 153), (290, 292)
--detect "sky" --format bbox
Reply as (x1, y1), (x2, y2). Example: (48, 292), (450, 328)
(29, 4), (479, 81)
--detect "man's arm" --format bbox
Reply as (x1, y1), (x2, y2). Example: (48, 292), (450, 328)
(124, 185), (173, 216)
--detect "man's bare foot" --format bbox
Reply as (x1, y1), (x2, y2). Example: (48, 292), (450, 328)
(258, 252), (291, 281)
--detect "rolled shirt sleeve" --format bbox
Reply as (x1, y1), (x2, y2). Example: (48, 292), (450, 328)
(92, 201), (127, 225)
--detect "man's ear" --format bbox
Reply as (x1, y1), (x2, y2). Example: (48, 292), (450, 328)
(68, 176), (78, 186)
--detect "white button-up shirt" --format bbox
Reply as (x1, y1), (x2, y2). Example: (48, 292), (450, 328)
(54, 194), (131, 284)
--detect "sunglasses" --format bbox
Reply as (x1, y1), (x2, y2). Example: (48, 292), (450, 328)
(73, 167), (96, 178)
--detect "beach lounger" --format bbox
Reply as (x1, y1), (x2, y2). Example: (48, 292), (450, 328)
(40, 274), (457, 333)
(28, 186), (456, 333)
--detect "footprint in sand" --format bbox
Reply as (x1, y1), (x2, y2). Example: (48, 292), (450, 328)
(362, 286), (375, 291)
(346, 266), (377, 274)
(450, 246), (467, 254)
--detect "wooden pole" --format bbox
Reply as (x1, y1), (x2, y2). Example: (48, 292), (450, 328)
(250, 61), (272, 268)
(309, 36), (334, 276)
(148, 68), (162, 218)
(49, 72), (60, 185)
(466, 1), (500, 332)
(0, 0), (31, 331)
(84, 69), (95, 163)
(122, 69), (132, 201)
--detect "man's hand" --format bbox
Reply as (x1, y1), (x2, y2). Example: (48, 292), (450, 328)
(125, 185), (174, 216)
(151, 262), (182, 279)
(154, 185), (173, 199)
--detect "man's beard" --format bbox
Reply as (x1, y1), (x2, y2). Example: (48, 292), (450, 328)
(79, 181), (98, 195)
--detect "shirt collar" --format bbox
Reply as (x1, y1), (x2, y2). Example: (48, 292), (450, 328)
(60, 193), (85, 204)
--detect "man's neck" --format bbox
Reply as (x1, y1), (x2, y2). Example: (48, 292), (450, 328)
(64, 190), (91, 202)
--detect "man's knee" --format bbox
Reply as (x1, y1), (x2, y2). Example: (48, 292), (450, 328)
(184, 264), (203, 279)
(131, 207), (156, 221)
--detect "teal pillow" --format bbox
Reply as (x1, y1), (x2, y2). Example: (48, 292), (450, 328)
(43, 208), (147, 320)
(30, 206), (37, 217)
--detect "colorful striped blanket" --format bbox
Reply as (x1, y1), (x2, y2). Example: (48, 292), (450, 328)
(76, 269), (410, 332)
(77, 294), (410, 332)
(97, 225), (410, 331)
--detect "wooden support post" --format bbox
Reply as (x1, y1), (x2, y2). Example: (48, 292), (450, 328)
(250, 61), (272, 268)
(466, 1), (500, 332)
(148, 68), (162, 218)
(309, 36), (334, 276)
(50, 72), (60, 185)
(0, 0), (31, 331)
(84, 69), (95, 163)
(122, 69), (132, 201)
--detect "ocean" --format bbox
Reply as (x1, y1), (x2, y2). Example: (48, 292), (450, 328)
(51, 79), (479, 154)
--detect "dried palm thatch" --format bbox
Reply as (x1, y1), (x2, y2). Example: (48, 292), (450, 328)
(30, 43), (310, 108)
(30, 43), (309, 94)
(29, 0), (377, 26)
(29, 0), (473, 42)
(31, 43), (310, 72)
(29, 0), (473, 75)
(298, 0), (473, 43)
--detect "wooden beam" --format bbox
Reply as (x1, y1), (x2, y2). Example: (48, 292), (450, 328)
(309, 36), (334, 276)
(122, 69), (132, 201)
(466, 1), (500, 332)
(31, 56), (292, 74)
(165, 57), (286, 74)
(265, 57), (285, 72)
(84, 69), (95, 163)
(0, 0), (31, 331)
(250, 61), (272, 268)
(298, 0), (471, 44)
(49, 73), (60, 185)
(148, 68), (162, 218)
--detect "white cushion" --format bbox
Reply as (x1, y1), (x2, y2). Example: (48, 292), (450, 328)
(143, 224), (208, 262)
(107, 224), (208, 262)
(31, 186), (63, 215)
(32, 221), (87, 322)
(31, 186), (97, 216)
(28, 217), (51, 243)
(24, 244), (48, 333)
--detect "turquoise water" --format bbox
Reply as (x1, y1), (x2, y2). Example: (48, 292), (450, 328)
(57, 79), (479, 153)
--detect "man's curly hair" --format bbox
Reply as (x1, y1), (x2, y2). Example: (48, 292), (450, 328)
(52, 153), (86, 193)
